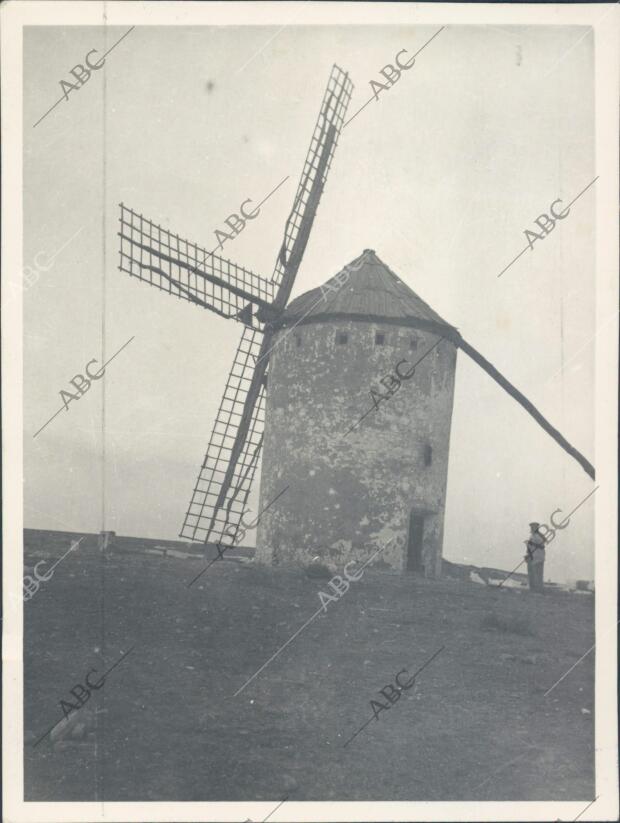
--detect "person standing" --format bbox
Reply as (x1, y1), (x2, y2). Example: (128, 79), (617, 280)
(524, 522), (546, 593)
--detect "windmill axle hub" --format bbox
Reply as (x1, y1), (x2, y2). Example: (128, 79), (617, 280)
(255, 304), (284, 325)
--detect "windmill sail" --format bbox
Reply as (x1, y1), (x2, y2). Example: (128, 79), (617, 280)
(180, 325), (267, 543)
(271, 65), (353, 296)
(118, 204), (275, 324)
(180, 64), (353, 545)
(456, 336), (595, 479)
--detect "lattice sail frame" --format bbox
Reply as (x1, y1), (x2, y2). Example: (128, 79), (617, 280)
(180, 325), (266, 543)
(271, 64), (353, 290)
(118, 205), (275, 323)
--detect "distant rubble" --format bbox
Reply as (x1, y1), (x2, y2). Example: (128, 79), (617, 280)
(23, 528), (253, 562)
(442, 558), (594, 593)
(23, 529), (593, 592)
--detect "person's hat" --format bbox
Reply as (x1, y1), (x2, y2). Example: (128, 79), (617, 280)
(529, 521), (540, 529)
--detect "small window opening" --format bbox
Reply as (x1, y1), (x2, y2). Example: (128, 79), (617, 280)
(294, 332), (302, 347)
(375, 332), (385, 346)
(424, 444), (433, 466)
(410, 336), (419, 351)
(336, 331), (348, 345)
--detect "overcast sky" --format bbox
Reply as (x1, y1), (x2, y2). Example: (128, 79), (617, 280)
(23, 23), (595, 582)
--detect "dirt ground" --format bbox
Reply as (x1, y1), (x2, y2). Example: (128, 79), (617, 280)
(24, 541), (595, 802)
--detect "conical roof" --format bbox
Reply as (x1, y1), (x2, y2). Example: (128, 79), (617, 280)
(280, 249), (458, 337)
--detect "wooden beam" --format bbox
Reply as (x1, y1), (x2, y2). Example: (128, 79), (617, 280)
(456, 336), (595, 480)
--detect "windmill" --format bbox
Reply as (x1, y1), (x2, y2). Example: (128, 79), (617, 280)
(118, 64), (354, 548)
(118, 60), (595, 570)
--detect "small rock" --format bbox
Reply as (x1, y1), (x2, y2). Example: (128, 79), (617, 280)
(71, 723), (87, 740)
(304, 562), (331, 579)
(50, 715), (77, 744)
(581, 708), (591, 715)
(280, 773), (298, 791)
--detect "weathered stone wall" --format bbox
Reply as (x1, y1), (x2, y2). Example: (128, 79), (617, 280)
(256, 318), (457, 576)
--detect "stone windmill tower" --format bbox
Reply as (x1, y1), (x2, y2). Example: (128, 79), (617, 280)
(255, 250), (458, 577)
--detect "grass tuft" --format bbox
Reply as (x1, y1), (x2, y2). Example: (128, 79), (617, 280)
(480, 611), (536, 637)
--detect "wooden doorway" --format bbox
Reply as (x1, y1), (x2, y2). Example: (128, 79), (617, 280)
(407, 513), (425, 572)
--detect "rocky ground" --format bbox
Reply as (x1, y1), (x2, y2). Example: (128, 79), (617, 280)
(24, 539), (594, 802)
